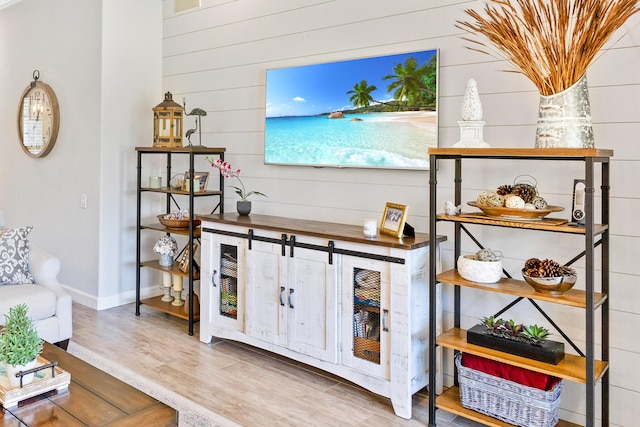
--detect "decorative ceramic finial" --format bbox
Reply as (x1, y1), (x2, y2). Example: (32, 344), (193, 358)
(453, 78), (490, 148)
(461, 78), (483, 121)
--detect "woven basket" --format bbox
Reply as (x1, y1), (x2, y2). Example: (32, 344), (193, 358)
(455, 354), (562, 427)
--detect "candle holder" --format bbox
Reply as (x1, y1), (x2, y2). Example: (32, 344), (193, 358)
(161, 272), (174, 302)
(171, 274), (184, 306)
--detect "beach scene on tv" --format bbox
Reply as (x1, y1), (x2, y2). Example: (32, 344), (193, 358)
(265, 49), (438, 170)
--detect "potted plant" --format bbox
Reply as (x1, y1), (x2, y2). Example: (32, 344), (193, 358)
(0, 304), (44, 387)
(208, 157), (266, 215)
(467, 315), (564, 364)
(153, 235), (178, 266)
(456, 0), (640, 148)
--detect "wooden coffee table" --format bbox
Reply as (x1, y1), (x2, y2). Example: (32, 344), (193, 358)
(1, 342), (177, 426)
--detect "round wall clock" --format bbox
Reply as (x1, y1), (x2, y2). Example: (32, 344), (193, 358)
(17, 70), (60, 158)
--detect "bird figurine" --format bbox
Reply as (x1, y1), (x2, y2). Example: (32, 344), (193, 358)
(182, 99), (207, 146)
(185, 119), (198, 145)
(186, 107), (207, 117)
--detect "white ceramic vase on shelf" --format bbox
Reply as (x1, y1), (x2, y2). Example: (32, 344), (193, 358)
(536, 74), (594, 148)
(159, 254), (173, 267)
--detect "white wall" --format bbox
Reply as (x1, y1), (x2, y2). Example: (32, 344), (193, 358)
(162, 1), (640, 425)
(0, 0), (162, 308)
(0, 0), (103, 298)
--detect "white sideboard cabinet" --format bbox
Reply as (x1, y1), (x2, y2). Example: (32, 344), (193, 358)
(199, 214), (445, 419)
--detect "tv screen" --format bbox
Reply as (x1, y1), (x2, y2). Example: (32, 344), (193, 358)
(265, 49), (438, 170)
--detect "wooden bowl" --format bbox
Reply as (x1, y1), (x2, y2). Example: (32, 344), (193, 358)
(157, 215), (201, 229)
(467, 201), (563, 220)
(522, 269), (577, 296)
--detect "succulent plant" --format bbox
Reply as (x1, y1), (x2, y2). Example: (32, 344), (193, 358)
(478, 316), (551, 346)
(480, 316), (503, 330)
(521, 324), (550, 344)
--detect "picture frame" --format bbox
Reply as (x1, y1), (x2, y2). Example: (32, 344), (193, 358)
(182, 171), (209, 192)
(178, 242), (200, 273)
(379, 202), (408, 238)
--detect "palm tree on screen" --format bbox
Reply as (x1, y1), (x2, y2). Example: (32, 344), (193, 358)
(383, 56), (436, 108)
(347, 80), (377, 108)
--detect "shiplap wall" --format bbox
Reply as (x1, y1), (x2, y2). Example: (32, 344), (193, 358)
(162, 1), (640, 425)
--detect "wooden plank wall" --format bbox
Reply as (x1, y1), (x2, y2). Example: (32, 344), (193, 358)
(162, 1), (640, 425)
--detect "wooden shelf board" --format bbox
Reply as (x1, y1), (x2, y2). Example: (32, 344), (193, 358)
(141, 223), (202, 237)
(437, 269), (607, 309)
(140, 296), (199, 321)
(140, 260), (200, 279)
(199, 213), (447, 250)
(140, 187), (222, 196)
(428, 147), (613, 159)
(437, 386), (581, 427)
(437, 328), (608, 384)
(437, 213), (608, 235)
(135, 146), (226, 154)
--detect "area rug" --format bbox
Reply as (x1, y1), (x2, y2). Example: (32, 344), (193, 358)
(67, 342), (239, 427)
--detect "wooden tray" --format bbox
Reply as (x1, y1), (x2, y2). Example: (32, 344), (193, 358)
(0, 356), (71, 408)
(467, 201), (563, 220)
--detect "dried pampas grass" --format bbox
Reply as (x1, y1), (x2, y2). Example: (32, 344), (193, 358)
(457, 0), (640, 95)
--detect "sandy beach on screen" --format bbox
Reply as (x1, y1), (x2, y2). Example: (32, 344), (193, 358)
(367, 110), (437, 132)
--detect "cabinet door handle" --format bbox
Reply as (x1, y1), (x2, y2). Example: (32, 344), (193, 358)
(382, 309), (389, 332)
(279, 286), (286, 306)
(211, 269), (218, 287)
(288, 288), (295, 309)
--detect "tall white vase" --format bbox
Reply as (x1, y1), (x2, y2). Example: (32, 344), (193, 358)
(535, 74), (594, 148)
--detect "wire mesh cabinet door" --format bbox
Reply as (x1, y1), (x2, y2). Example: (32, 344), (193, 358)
(340, 255), (390, 380)
(200, 231), (246, 343)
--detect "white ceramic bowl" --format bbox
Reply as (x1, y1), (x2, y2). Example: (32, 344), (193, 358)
(457, 255), (503, 283)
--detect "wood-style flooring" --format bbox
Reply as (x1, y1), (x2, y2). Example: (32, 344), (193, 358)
(71, 303), (479, 427)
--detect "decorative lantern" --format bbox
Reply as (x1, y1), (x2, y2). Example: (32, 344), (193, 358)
(153, 92), (183, 147)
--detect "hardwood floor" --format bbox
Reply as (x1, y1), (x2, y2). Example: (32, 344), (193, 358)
(70, 303), (478, 427)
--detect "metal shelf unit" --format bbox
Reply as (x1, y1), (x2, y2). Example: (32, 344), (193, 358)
(135, 146), (225, 335)
(427, 148), (612, 427)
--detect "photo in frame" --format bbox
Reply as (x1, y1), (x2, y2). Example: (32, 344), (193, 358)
(379, 202), (408, 237)
(182, 171), (209, 192)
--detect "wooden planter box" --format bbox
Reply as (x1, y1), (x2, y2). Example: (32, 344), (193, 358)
(467, 324), (564, 365)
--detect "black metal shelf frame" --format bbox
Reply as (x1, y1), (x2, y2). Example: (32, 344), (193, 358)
(427, 150), (610, 427)
(135, 147), (225, 336)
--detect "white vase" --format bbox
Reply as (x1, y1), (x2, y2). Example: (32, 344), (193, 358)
(5, 358), (38, 388)
(159, 253), (174, 266)
(535, 74), (594, 148)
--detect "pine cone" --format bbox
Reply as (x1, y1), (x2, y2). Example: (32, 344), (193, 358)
(512, 183), (537, 203)
(526, 268), (541, 277)
(524, 258), (541, 270)
(540, 258), (563, 277)
(496, 185), (513, 196)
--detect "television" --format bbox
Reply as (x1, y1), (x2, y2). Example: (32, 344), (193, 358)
(265, 49), (438, 170)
